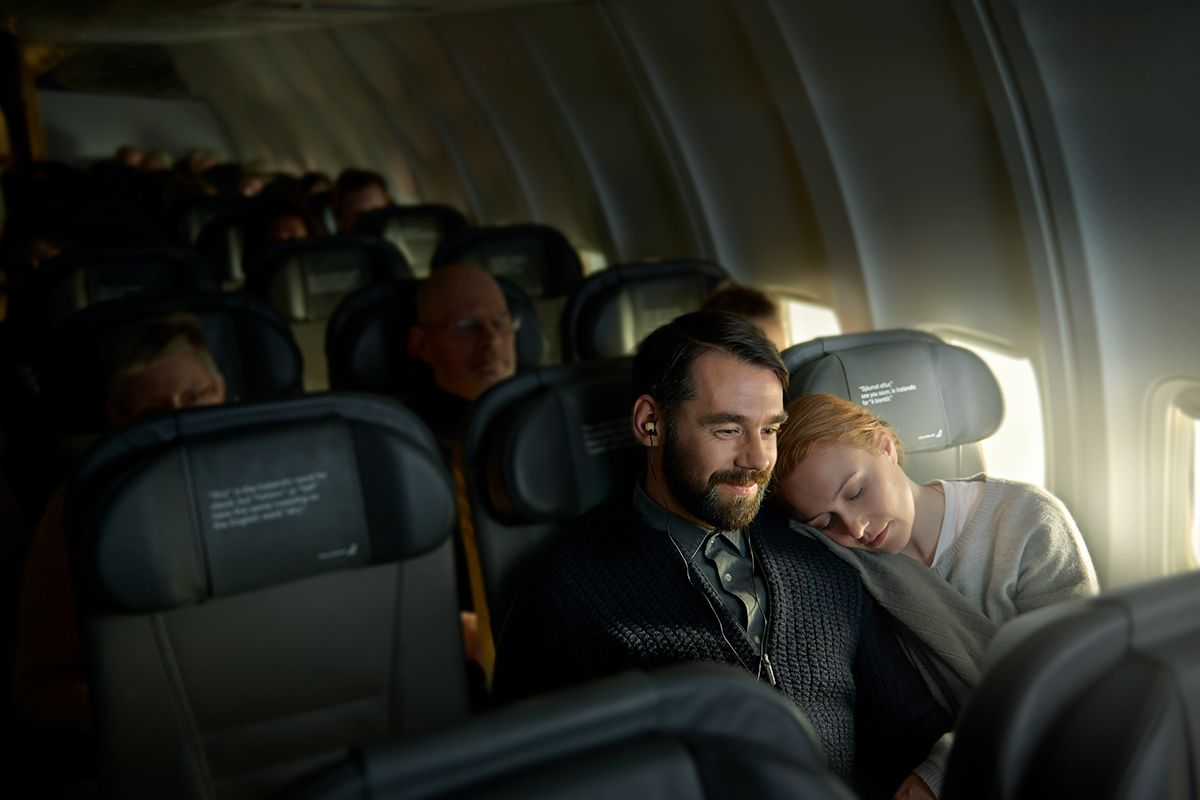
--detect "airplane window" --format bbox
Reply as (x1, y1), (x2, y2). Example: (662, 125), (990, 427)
(781, 296), (841, 346)
(1144, 381), (1200, 573)
(925, 328), (1046, 488)
(1190, 416), (1200, 568)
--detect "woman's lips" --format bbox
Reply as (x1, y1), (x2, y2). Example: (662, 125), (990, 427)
(865, 523), (889, 548)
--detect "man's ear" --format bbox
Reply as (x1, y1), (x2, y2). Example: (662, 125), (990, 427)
(408, 325), (430, 363)
(213, 374), (227, 404)
(632, 395), (661, 447)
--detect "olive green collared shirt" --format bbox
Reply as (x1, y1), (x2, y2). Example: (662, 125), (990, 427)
(633, 481), (768, 651)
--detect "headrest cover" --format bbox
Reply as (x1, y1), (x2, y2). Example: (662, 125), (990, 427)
(790, 340), (1003, 452)
(486, 365), (640, 523)
(248, 237), (412, 322)
(38, 293), (302, 434)
(433, 224), (582, 299)
(565, 259), (727, 360)
(71, 395), (454, 613)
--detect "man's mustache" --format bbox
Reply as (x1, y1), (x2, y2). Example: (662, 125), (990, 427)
(707, 468), (771, 489)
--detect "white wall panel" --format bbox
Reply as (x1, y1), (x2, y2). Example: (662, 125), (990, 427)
(428, 11), (598, 244)
(607, 0), (829, 289)
(1010, 0), (1200, 586)
(515, 3), (696, 262)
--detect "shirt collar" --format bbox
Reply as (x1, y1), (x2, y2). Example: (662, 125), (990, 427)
(632, 478), (744, 557)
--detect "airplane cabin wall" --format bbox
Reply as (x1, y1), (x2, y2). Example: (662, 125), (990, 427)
(144, 0), (1200, 587)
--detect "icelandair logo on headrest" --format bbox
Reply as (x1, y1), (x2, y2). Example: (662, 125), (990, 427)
(318, 543), (359, 561)
(917, 429), (944, 441)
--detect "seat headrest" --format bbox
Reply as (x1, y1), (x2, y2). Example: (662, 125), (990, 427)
(66, 394), (455, 614)
(561, 258), (728, 361)
(245, 236), (413, 322)
(194, 210), (249, 287)
(325, 277), (544, 394)
(23, 247), (218, 332)
(783, 330), (1003, 452)
(468, 359), (640, 524)
(171, 195), (250, 246)
(37, 293), (304, 434)
(432, 224), (582, 300)
(328, 664), (828, 800)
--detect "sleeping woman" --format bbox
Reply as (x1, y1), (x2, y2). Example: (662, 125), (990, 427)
(771, 393), (1099, 627)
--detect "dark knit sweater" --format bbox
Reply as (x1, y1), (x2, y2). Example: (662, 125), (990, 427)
(493, 500), (951, 796)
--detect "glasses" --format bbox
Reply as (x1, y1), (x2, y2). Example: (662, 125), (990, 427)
(421, 312), (522, 340)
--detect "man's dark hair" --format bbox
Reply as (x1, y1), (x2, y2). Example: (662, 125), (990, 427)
(334, 168), (388, 197)
(632, 310), (788, 432)
(700, 284), (778, 320)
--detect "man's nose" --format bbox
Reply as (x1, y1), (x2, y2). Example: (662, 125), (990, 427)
(738, 431), (773, 472)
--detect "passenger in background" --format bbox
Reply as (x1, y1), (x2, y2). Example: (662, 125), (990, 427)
(14, 313), (226, 733)
(405, 263), (519, 461)
(241, 192), (321, 266)
(494, 311), (953, 800)
(700, 282), (788, 351)
(112, 145), (143, 169)
(138, 149), (173, 172)
(296, 171), (334, 197)
(772, 393), (1099, 626)
(332, 168), (392, 234)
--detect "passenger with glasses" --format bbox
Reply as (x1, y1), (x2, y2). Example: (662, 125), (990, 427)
(405, 262), (521, 685)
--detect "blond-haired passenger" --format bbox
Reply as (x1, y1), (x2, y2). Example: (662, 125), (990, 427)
(772, 393), (1098, 627)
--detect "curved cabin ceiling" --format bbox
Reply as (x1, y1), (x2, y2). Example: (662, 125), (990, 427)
(15, 0), (584, 43)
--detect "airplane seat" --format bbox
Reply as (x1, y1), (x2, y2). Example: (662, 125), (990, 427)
(66, 394), (469, 799)
(431, 223), (584, 363)
(283, 663), (856, 800)
(325, 276), (543, 395)
(457, 358), (640, 674)
(305, 190), (337, 235)
(781, 329), (1004, 484)
(170, 194), (250, 247)
(943, 570), (1200, 800)
(1, 292), (305, 520)
(244, 237), (412, 392)
(7, 247), (218, 356)
(38, 292), (304, 435)
(352, 204), (470, 279)
(560, 258), (728, 362)
(194, 209), (250, 291)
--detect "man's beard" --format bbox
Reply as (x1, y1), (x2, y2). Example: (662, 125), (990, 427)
(662, 433), (771, 531)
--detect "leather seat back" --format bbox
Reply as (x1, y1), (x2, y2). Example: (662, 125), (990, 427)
(195, 209), (250, 290)
(244, 237), (412, 324)
(457, 359), (640, 672)
(67, 394), (469, 799)
(944, 570), (1200, 800)
(38, 292), (303, 434)
(561, 259), (727, 361)
(782, 330), (1004, 483)
(285, 664), (856, 800)
(244, 237), (412, 391)
(171, 195), (250, 247)
(353, 204), (470, 278)
(12, 247), (218, 352)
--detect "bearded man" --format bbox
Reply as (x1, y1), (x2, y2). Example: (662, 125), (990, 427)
(493, 311), (953, 800)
